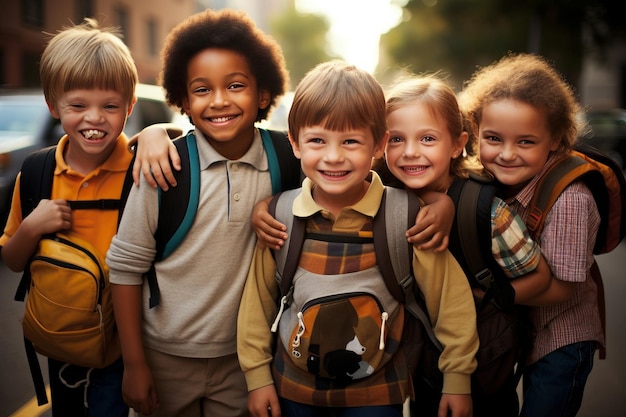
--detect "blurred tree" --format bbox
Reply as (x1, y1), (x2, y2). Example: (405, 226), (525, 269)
(380, 0), (626, 90)
(270, 6), (338, 89)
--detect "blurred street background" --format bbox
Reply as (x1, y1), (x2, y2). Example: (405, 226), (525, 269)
(1, 0), (625, 416)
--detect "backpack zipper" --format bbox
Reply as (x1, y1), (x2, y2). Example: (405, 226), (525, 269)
(300, 291), (389, 351)
(32, 235), (105, 309)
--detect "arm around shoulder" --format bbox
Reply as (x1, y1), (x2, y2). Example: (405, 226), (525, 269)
(237, 246), (281, 391)
(412, 248), (478, 395)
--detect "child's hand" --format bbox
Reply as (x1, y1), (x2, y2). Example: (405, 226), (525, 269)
(132, 125), (182, 190)
(121, 361), (159, 416)
(439, 393), (472, 417)
(252, 197), (288, 250)
(1, 198), (71, 272)
(407, 193), (454, 253)
(25, 199), (72, 235)
(248, 385), (281, 417)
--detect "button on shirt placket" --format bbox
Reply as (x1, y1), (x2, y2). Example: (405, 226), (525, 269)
(228, 162), (245, 222)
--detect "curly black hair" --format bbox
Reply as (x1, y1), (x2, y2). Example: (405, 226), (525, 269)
(159, 9), (288, 122)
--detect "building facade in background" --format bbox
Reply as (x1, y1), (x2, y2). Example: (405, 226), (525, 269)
(0, 0), (290, 88)
(0, 0), (622, 109)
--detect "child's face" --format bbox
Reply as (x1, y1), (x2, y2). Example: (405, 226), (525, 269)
(479, 99), (559, 193)
(291, 124), (385, 210)
(49, 88), (134, 166)
(182, 48), (270, 160)
(385, 101), (465, 193)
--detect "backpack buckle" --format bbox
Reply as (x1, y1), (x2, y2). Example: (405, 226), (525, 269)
(475, 268), (494, 290)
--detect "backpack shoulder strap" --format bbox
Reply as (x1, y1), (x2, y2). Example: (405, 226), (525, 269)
(526, 153), (599, 239)
(373, 187), (442, 351)
(260, 128), (303, 194)
(268, 188), (306, 296)
(526, 146), (626, 251)
(154, 131), (201, 260)
(13, 147), (56, 290)
(14, 147), (57, 304)
(447, 176), (506, 289)
(117, 153), (136, 228)
(19, 146), (57, 219)
(145, 131), (200, 308)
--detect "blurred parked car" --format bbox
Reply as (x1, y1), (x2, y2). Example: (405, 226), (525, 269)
(580, 108), (626, 169)
(0, 83), (178, 229)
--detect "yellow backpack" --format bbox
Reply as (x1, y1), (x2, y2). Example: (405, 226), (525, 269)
(20, 233), (120, 368)
(14, 146), (132, 406)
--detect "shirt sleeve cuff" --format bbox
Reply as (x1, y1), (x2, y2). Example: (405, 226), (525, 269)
(244, 365), (274, 392)
(442, 372), (472, 394)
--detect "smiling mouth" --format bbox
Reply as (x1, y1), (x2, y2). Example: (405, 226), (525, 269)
(209, 115), (237, 123)
(322, 170), (348, 177)
(495, 163), (520, 169)
(82, 129), (105, 140)
(402, 166), (427, 173)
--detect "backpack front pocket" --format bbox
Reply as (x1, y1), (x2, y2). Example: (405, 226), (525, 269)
(286, 292), (391, 381)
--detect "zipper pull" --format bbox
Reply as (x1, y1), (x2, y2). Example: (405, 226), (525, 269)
(293, 312), (305, 348)
(270, 295), (288, 333)
(379, 311), (389, 350)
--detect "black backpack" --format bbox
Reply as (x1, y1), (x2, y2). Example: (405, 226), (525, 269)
(411, 175), (532, 413)
(450, 176), (531, 390)
(15, 128), (302, 405)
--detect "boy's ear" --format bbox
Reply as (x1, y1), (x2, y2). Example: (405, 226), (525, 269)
(288, 132), (301, 159)
(259, 90), (271, 110)
(127, 96), (138, 117)
(46, 100), (60, 119)
(373, 131), (388, 159)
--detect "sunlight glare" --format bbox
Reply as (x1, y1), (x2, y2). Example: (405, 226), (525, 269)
(296, 0), (404, 73)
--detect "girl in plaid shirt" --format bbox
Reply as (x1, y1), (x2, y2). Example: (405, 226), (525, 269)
(461, 52), (604, 417)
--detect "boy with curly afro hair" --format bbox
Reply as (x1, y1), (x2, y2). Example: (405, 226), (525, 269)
(106, 9), (298, 417)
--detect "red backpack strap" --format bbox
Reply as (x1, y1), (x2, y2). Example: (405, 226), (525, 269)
(526, 154), (598, 238)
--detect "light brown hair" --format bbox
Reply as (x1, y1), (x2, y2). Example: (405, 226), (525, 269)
(40, 18), (138, 109)
(460, 53), (584, 154)
(386, 75), (483, 179)
(288, 60), (387, 146)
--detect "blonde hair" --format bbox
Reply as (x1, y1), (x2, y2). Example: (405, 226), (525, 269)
(460, 53), (584, 154)
(288, 60), (387, 146)
(40, 18), (138, 108)
(385, 75), (484, 179)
